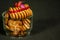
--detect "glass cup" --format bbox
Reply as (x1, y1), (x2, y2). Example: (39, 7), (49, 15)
(2, 11), (33, 38)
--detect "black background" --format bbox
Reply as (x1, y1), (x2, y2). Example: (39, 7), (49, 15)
(0, 0), (60, 40)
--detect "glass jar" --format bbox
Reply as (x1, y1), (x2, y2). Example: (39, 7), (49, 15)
(2, 4), (33, 37)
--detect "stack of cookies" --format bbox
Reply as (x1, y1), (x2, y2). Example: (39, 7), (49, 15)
(4, 1), (33, 37)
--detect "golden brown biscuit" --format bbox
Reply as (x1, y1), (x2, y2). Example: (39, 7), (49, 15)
(24, 4), (31, 17)
(13, 8), (18, 19)
(26, 9), (31, 17)
(20, 11), (24, 19)
(24, 4), (29, 8)
(4, 18), (8, 25)
(17, 12), (21, 19)
(15, 13), (18, 19)
(9, 26), (15, 31)
(22, 19), (30, 29)
(24, 10), (29, 17)
(24, 23), (30, 29)
(5, 25), (9, 30)
(9, 13), (13, 19)
(22, 25), (27, 31)
(15, 7), (21, 19)
(26, 19), (31, 23)
(8, 20), (15, 31)
(18, 7), (22, 19)
(7, 20), (23, 31)
(9, 24), (21, 31)
(22, 11), (27, 18)
(21, 11), (25, 19)
(27, 8), (33, 16)
(9, 7), (14, 19)
(24, 4), (33, 17)
(24, 19), (30, 26)
(4, 13), (9, 18)
(14, 24), (20, 31)
(10, 23), (17, 31)
(16, 21), (22, 25)
(12, 13), (15, 19)
(9, 7), (13, 12)
(8, 20), (14, 27)
(19, 26), (24, 31)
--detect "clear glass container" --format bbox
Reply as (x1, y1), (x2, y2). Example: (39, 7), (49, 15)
(2, 10), (33, 38)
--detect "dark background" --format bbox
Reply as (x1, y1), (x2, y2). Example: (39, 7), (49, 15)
(0, 0), (60, 40)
